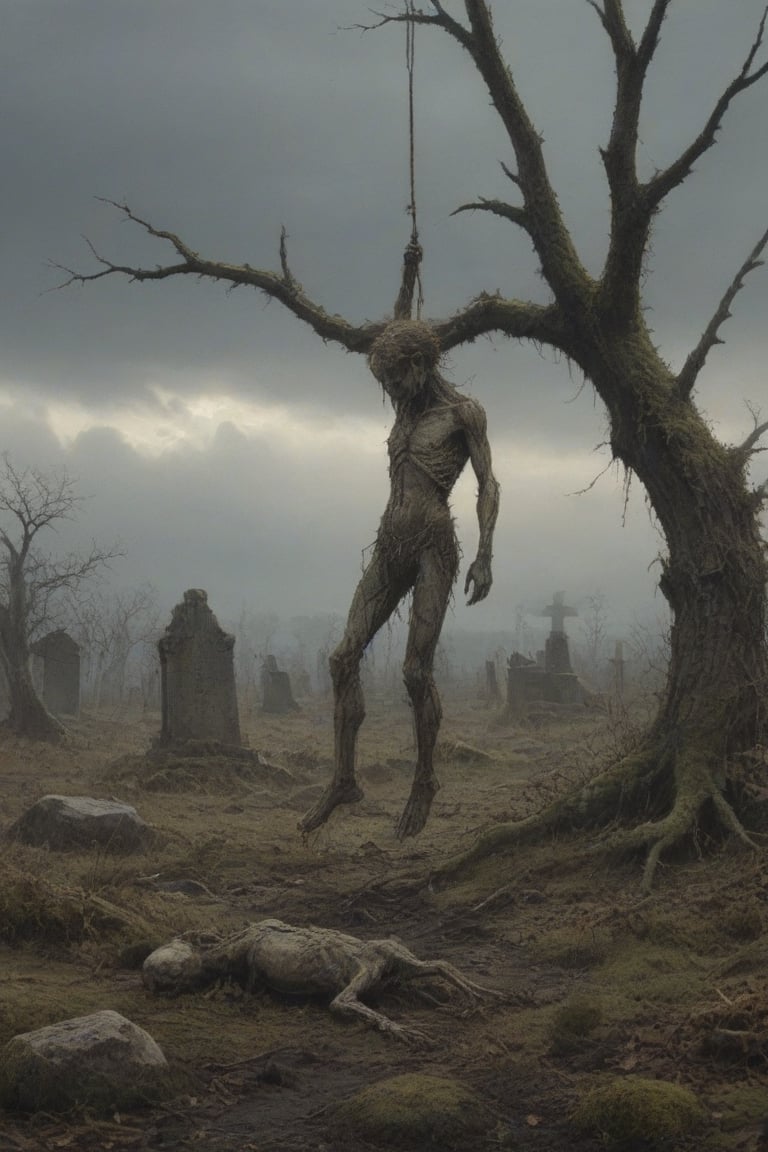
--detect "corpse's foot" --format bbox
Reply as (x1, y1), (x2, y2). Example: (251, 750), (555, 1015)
(299, 781), (364, 835)
(395, 775), (440, 840)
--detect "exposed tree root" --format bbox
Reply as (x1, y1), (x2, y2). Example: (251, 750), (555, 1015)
(433, 738), (761, 892)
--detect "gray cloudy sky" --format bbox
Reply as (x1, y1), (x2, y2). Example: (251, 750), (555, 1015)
(0, 1), (766, 642)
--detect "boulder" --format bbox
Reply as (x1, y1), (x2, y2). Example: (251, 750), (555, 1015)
(0, 1009), (168, 1113)
(6, 794), (153, 852)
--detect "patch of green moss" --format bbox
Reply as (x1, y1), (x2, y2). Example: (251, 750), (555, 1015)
(599, 942), (708, 1007)
(536, 926), (611, 970)
(548, 996), (603, 1056)
(707, 1082), (768, 1139)
(572, 1076), (705, 1147)
(330, 1073), (490, 1149)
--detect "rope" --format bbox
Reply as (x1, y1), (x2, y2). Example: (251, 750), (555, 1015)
(405, 1), (424, 318)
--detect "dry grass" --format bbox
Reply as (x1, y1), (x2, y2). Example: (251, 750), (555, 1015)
(0, 694), (765, 1149)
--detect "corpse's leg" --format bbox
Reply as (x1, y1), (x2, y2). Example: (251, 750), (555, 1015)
(300, 547), (409, 835)
(397, 541), (458, 839)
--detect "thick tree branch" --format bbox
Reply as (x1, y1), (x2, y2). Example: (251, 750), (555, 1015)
(369, 3), (593, 309)
(450, 197), (530, 232)
(58, 201), (568, 359)
(593, 0), (671, 322)
(643, 7), (768, 211)
(636, 0), (671, 72)
(432, 294), (569, 354)
(458, 1), (593, 308)
(54, 201), (384, 354)
(677, 224), (768, 399)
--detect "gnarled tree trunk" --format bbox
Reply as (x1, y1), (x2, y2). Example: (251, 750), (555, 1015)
(439, 324), (767, 887)
(0, 574), (63, 742)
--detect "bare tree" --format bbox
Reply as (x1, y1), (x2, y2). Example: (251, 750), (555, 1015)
(0, 456), (121, 739)
(57, 2), (768, 882)
(67, 584), (160, 709)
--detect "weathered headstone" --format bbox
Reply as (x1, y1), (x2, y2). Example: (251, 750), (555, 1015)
(506, 651), (545, 709)
(158, 589), (241, 746)
(30, 630), (80, 716)
(260, 654), (300, 714)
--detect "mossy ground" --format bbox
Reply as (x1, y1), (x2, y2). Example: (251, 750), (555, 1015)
(0, 698), (765, 1149)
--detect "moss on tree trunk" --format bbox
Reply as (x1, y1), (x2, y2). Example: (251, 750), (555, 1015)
(438, 327), (767, 888)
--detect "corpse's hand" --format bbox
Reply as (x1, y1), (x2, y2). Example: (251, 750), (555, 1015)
(464, 557), (492, 605)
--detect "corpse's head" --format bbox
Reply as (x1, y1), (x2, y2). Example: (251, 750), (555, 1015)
(368, 320), (441, 405)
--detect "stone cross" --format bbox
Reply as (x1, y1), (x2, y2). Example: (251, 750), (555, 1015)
(542, 591), (577, 634)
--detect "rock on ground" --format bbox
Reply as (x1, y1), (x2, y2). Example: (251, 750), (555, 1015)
(0, 1009), (169, 1113)
(6, 794), (153, 852)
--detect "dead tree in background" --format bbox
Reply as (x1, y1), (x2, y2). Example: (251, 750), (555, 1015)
(66, 584), (160, 708)
(0, 456), (121, 740)
(58, 0), (768, 883)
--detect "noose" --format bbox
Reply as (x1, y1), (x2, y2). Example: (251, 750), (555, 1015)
(393, 0), (425, 321)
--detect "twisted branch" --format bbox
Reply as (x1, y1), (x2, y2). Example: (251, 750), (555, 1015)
(53, 200), (380, 353)
(643, 6), (768, 211)
(450, 197), (530, 232)
(678, 224), (768, 399)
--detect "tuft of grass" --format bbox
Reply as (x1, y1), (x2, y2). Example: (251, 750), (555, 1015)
(0, 858), (87, 945)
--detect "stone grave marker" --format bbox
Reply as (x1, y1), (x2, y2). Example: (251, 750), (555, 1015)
(157, 589), (241, 746)
(260, 654), (300, 714)
(30, 630), (80, 716)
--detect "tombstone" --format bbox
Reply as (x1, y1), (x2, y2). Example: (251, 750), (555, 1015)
(541, 592), (577, 675)
(157, 589), (241, 746)
(506, 650), (545, 709)
(260, 654), (300, 714)
(30, 630), (80, 716)
(505, 591), (591, 711)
